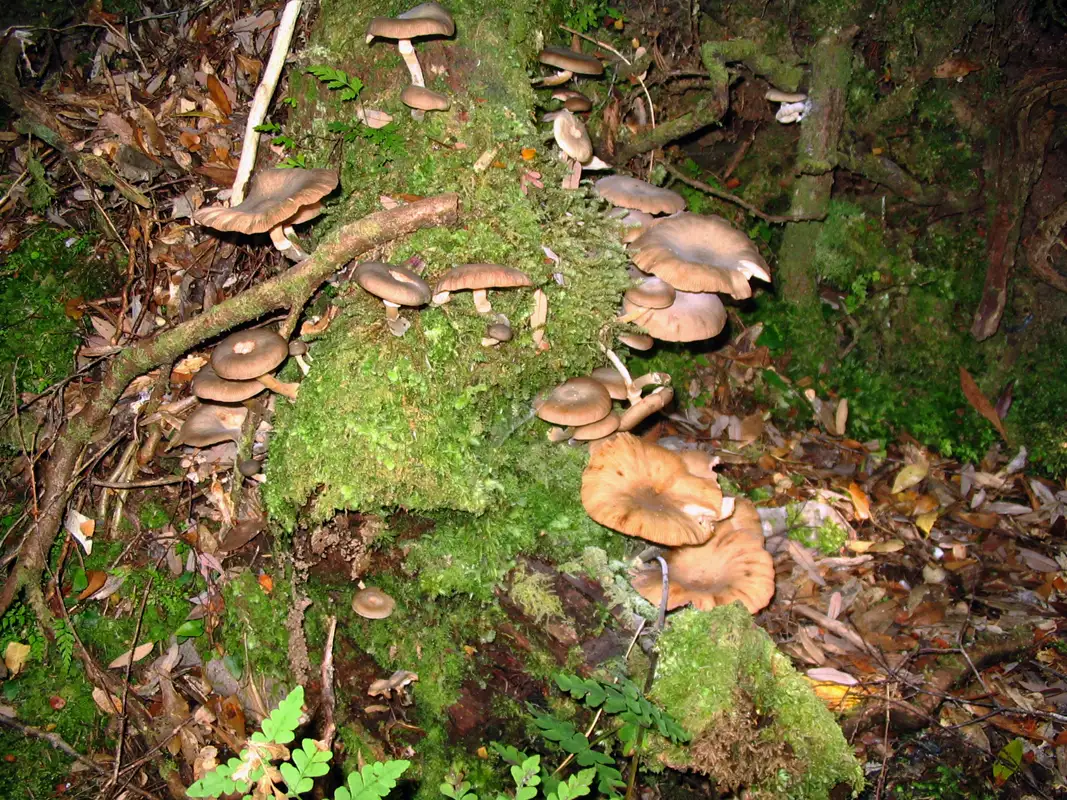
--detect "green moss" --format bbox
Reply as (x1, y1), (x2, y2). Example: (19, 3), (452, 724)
(509, 564), (564, 624)
(137, 499), (172, 530)
(650, 607), (863, 799)
(215, 570), (292, 677)
(787, 512), (848, 555)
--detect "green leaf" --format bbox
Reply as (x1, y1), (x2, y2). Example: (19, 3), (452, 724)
(187, 758), (243, 798)
(575, 749), (613, 767)
(548, 769), (594, 800)
(175, 618), (204, 638)
(260, 686), (304, 744)
(993, 737), (1024, 782)
(281, 738), (331, 793)
(335, 759), (411, 800)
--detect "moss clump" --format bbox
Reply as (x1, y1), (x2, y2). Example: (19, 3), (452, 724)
(650, 606), (863, 799)
(509, 564), (564, 624)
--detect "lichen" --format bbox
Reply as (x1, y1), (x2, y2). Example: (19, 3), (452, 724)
(650, 606), (863, 799)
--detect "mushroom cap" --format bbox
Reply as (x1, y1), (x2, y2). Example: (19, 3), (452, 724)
(356, 262), (432, 307)
(679, 449), (718, 480)
(590, 366), (628, 400)
(539, 46), (604, 76)
(366, 2), (455, 40)
(618, 332), (654, 351)
(553, 110), (593, 163)
(487, 322), (513, 342)
(624, 276), (676, 309)
(211, 328), (289, 381)
(572, 411), (620, 441)
(580, 433), (725, 546)
(288, 340), (308, 356)
(551, 89), (593, 112)
(352, 587), (396, 619)
(238, 458), (262, 477)
(617, 209), (658, 243)
(595, 176), (686, 216)
(617, 386), (673, 431)
(623, 290), (727, 342)
(192, 364), (266, 403)
(177, 403), (248, 448)
(433, 264), (532, 293)
(630, 213), (771, 298)
(194, 169), (338, 235)
(535, 376), (612, 427)
(630, 500), (773, 614)
(401, 85), (451, 111)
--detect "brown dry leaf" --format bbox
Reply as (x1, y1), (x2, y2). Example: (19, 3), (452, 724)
(960, 367), (1009, 443)
(847, 482), (871, 520)
(219, 518), (265, 552)
(738, 413), (764, 446)
(868, 539), (906, 553)
(915, 511), (938, 535)
(206, 74), (233, 117)
(92, 687), (123, 715)
(3, 642), (31, 676)
(258, 573), (274, 593)
(891, 462), (928, 494)
(75, 569), (109, 600)
(834, 398), (848, 436)
(913, 493), (939, 515)
(933, 57), (982, 79)
(940, 704), (991, 751)
(952, 510), (999, 529)
(108, 641), (155, 669)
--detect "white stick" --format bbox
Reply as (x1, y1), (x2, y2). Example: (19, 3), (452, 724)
(231, 0), (303, 205)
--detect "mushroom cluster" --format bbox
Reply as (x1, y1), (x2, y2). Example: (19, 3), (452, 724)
(366, 2), (454, 118)
(533, 46), (606, 186)
(580, 433), (775, 614)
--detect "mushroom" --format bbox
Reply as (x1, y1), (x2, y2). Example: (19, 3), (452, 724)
(679, 448), (719, 480)
(365, 2), (455, 88)
(172, 403), (248, 449)
(552, 109), (593, 164)
(594, 176), (686, 216)
(534, 377), (612, 427)
(355, 261), (431, 337)
(623, 276), (676, 310)
(432, 264), (532, 314)
(481, 317), (513, 347)
(572, 411), (620, 442)
(537, 46), (604, 86)
(611, 208), (658, 244)
(617, 332), (654, 351)
(580, 433), (728, 546)
(630, 213), (771, 299)
(629, 499), (774, 614)
(617, 386), (674, 432)
(401, 85), (450, 121)
(765, 88), (809, 124)
(622, 290), (727, 343)
(551, 89), (592, 112)
(192, 364), (265, 403)
(352, 587), (396, 619)
(194, 168), (338, 260)
(211, 328), (299, 400)
(590, 366), (668, 402)
(238, 458), (263, 477)
(288, 339), (311, 376)
(368, 669), (419, 699)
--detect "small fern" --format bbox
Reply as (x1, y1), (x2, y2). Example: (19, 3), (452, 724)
(307, 65), (364, 102)
(53, 617), (75, 675)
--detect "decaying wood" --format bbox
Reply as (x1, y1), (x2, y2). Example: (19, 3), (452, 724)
(0, 193), (461, 620)
(1025, 197), (1067, 293)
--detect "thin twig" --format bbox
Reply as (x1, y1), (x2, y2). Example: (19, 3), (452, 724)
(319, 616), (338, 749)
(662, 160), (822, 223)
(91, 475), (187, 489)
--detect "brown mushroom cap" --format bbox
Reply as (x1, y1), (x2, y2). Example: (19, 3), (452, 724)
(487, 322), (513, 342)
(590, 366), (628, 400)
(194, 169), (338, 235)
(618, 332), (654, 351)
(580, 433), (725, 546)
(630, 213), (771, 299)
(535, 377), (612, 427)
(192, 364), (266, 403)
(552, 110), (593, 163)
(572, 412), (620, 441)
(679, 449), (718, 480)
(622, 290), (727, 342)
(539, 46), (604, 76)
(624, 276), (676, 309)
(630, 499), (773, 614)
(366, 2), (455, 40)
(618, 209), (658, 244)
(551, 89), (593, 112)
(617, 386), (674, 431)
(176, 403), (248, 448)
(401, 85), (451, 111)
(595, 176), (686, 216)
(356, 262), (432, 307)
(434, 264), (532, 293)
(352, 587), (396, 619)
(211, 328), (288, 381)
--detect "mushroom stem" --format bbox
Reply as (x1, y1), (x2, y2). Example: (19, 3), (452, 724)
(383, 301), (401, 321)
(601, 346), (639, 405)
(616, 308), (644, 325)
(535, 69), (574, 87)
(633, 372), (670, 392)
(294, 354), (311, 375)
(382, 301), (410, 337)
(547, 426), (575, 442)
(257, 373), (300, 400)
(398, 39), (425, 87)
(472, 289), (493, 314)
(269, 225), (293, 251)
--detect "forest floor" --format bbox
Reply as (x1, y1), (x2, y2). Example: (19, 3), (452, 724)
(1, 1), (1066, 800)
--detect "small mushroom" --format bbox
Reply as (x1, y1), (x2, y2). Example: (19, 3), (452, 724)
(481, 317), (514, 347)
(537, 46), (604, 86)
(368, 669), (419, 700)
(432, 264), (532, 314)
(238, 458), (263, 477)
(352, 587), (396, 619)
(617, 332), (654, 351)
(595, 176), (686, 216)
(765, 89), (809, 124)
(192, 364), (265, 403)
(173, 403), (248, 449)
(211, 328), (298, 400)
(355, 261), (431, 337)
(401, 85), (450, 121)
(624, 276), (676, 310)
(366, 2), (454, 88)
(194, 169), (338, 260)
(534, 377), (613, 427)
(552, 109), (593, 165)
(288, 340), (311, 375)
(551, 89), (592, 112)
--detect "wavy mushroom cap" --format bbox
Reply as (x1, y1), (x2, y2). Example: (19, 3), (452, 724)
(623, 290), (726, 343)
(553, 110), (593, 163)
(535, 376), (612, 427)
(176, 403), (248, 448)
(356, 262), (432, 306)
(401, 85), (451, 111)
(194, 169), (338, 235)
(631, 213), (771, 299)
(539, 46), (604, 76)
(572, 411), (620, 441)
(366, 2), (454, 40)
(552, 89), (593, 112)
(352, 587), (396, 619)
(617, 386), (673, 431)
(434, 264), (532, 293)
(595, 176), (686, 216)
(630, 500), (773, 613)
(192, 364), (266, 403)
(581, 433), (725, 546)
(624, 276), (676, 309)
(211, 328), (288, 381)
(618, 332), (654, 351)
(679, 448), (718, 480)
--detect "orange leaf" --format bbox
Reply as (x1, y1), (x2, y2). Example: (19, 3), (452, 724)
(847, 482), (871, 520)
(75, 569), (108, 601)
(258, 573), (273, 593)
(521, 147), (537, 160)
(725, 177), (741, 189)
(959, 367), (1009, 443)
(206, 74), (233, 118)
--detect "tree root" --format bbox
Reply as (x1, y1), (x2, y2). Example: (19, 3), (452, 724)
(0, 193), (461, 620)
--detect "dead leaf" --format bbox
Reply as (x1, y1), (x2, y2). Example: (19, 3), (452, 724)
(92, 687), (123, 714)
(3, 642), (31, 676)
(847, 482), (871, 520)
(75, 570), (109, 601)
(891, 462), (928, 494)
(960, 367), (1009, 443)
(933, 57), (982, 80)
(868, 539), (906, 553)
(521, 147), (537, 160)
(108, 641), (155, 669)
(915, 511), (938, 535)
(63, 507), (95, 555)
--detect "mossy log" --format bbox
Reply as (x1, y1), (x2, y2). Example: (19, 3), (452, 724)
(700, 39), (804, 92)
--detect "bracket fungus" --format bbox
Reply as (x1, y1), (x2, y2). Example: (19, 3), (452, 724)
(534, 376), (613, 427)
(580, 433), (729, 546)
(211, 328), (298, 400)
(594, 175), (686, 216)
(622, 289), (727, 343)
(432, 263), (532, 314)
(365, 2), (454, 89)
(536, 45), (604, 86)
(194, 168), (338, 260)
(630, 213), (771, 299)
(352, 587), (396, 619)
(355, 261), (431, 337)
(630, 499), (774, 614)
